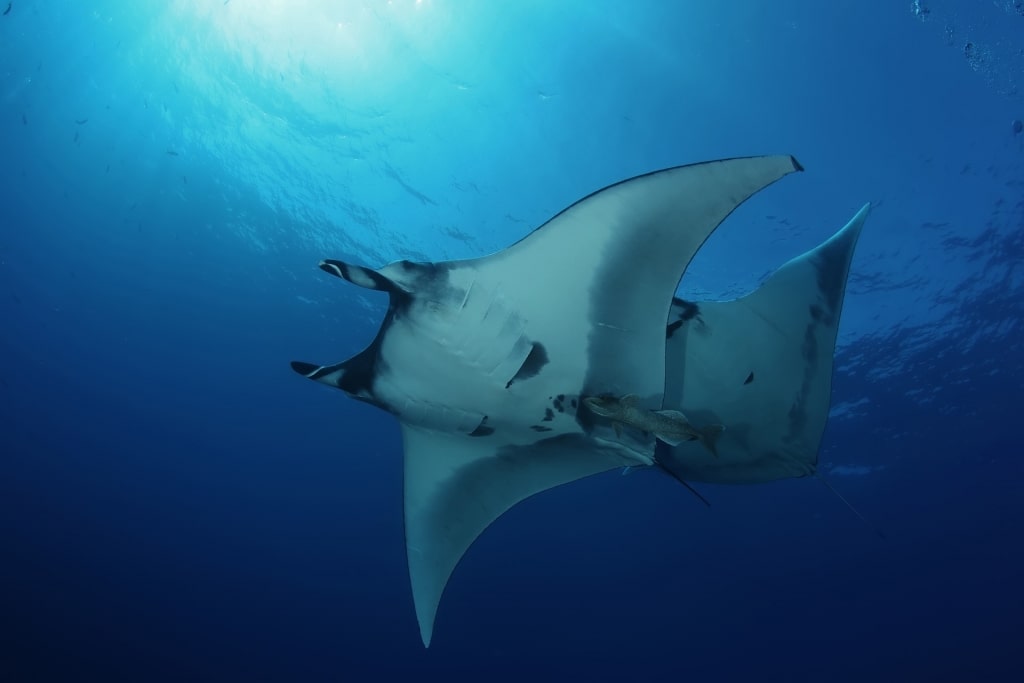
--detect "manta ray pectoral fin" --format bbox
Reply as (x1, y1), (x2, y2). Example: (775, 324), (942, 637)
(660, 204), (870, 484)
(402, 425), (628, 647)
(472, 155), (803, 407)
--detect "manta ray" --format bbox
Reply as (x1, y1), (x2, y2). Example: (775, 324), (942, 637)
(290, 155), (868, 646)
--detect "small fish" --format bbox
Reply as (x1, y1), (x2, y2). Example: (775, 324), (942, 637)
(75, 118), (88, 125)
(73, 131), (79, 143)
(2, 3), (11, 17)
(584, 394), (724, 457)
(21, 113), (26, 125)
(166, 149), (178, 156)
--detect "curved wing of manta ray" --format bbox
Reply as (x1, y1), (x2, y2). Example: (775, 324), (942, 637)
(658, 203), (870, 485)
(290, 155), (803, 646)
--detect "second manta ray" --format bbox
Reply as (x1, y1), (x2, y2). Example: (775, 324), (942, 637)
(290, 156), (869, 646)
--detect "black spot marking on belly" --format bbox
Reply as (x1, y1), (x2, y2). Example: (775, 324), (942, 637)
(570, 398), (578, 409)
(553, 394), (565, 413)
(530, 425), (552, 432)
(506, 342), (549, 388)
(744, 372), (754, 385)
(542, 408), (554, 422)
(469, 415), (494, 437)
(667, 298), (702, 339)
(672, 298), (701, 320)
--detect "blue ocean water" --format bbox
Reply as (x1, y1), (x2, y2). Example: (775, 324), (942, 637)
(1, 0), (1022, 680)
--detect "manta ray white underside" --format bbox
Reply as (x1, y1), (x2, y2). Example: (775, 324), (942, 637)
(290, 156), (868, 646)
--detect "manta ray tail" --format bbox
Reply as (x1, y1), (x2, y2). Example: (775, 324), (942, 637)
(815, 473), (886, 540)
(655, 463), (713, 507)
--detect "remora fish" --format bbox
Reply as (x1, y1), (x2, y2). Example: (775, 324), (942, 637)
(583, 394), (724, 456)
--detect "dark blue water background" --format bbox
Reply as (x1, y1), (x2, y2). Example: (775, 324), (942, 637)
(1, 1), (1022, 680)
